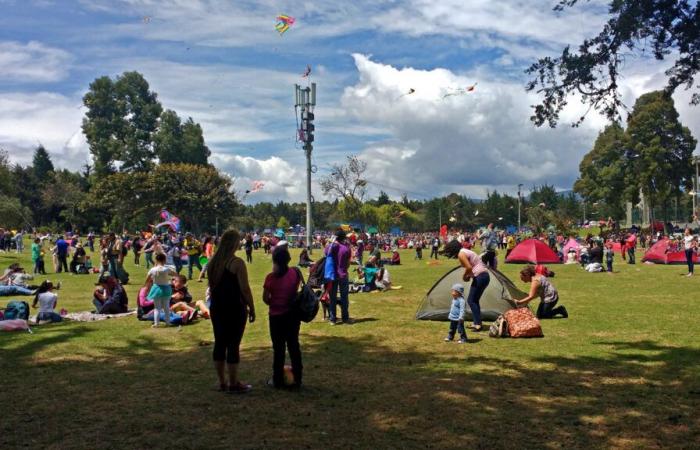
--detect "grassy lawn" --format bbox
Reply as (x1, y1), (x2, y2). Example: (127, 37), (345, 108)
(1, 245), (699, 449)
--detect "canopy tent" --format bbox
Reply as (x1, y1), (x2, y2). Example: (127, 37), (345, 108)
(415, 267), (527, 322)
(642, 239), (699, 264)
(562, 238), (581, 260)
(505, 239), (561, 264)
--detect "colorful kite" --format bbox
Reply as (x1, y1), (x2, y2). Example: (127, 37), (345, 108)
(142, 16), (152, 24)
(442, 83), (477, 99)
(156, 209), (181, 232)
(275, 14), (295, 35)
(245, 180), (265, 194)
(397, 88), (416, 100)
(302, 65), (311, 78)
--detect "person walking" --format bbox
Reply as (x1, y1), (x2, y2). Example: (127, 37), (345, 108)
(329, 229), (352, 325)
(262, 246), (303, 389)
(244, 234), (253, 264)
(55, 236), (69, 273)
(207, 229), (256, 394)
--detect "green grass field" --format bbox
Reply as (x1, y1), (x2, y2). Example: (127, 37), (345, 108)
(1, 246), (699, 449)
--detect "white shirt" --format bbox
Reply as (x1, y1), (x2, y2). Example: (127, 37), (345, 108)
(147, 265), (177, 285)
(684, 235), (695, 250)
(37, 292), (57, 314)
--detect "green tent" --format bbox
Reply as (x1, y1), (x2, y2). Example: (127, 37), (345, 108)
(367, 226), (379, 234)
(415, 267), (527, 322)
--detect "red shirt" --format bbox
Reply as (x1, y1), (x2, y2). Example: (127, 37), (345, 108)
(263, 269), (301, 316)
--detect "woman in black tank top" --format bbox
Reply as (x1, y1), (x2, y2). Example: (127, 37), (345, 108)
(207, 229), (256, 394)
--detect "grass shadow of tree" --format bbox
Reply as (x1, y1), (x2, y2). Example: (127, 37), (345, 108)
(1, 330), (699, 449)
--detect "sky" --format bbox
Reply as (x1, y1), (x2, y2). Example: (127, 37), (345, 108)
(1, 0), (698, 203)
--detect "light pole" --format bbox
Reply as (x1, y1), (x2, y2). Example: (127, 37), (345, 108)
(295, 83), (316, 252)
(517, 184), (523, 230)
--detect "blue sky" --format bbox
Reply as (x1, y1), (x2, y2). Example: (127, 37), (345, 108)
(1, 0), (698, 203)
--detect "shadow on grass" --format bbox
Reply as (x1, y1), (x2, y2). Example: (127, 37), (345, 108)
(1, 330), (699, 449)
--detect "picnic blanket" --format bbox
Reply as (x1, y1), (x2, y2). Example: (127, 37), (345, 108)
(30, 310), (136, 323)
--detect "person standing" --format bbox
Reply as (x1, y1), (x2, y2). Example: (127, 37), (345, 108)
(626, 232), (637, 264)
(31, 238), (42, 274)
(184, 232), (203, 280)
(480, 223), (499, 269)
(457, 246), (490, 332)
(55, 236), (69, 273)
(329, 229), (352, 325)
(14, 231), (24, 254)
(683, 228), (696, 277)
(444, 284), (467, 343)
(244, 234), (253, 264)
(207, 229), (256, 394)
(262, 246), (303, 389)
(430, 236), (440, 259)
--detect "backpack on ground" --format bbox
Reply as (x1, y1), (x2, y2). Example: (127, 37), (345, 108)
(503, 307), (543, 338)
(4, 301), (30, 321)
(489, 314), (509, 338)
(293, 267), (320, 323)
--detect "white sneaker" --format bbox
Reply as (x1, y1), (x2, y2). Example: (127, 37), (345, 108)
(687, 273), (693, 277)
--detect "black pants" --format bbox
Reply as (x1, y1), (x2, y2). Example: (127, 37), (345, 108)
(482, 250), (496, 269)
(269, 312), (302, 387)
(57, 255), (68, 273)
(211, 304), (247, 364)
(430, 247), (439, 259)
(686, 249), (694, 274)
(246, 249), (253, 263)
(536, 300), (567, 319)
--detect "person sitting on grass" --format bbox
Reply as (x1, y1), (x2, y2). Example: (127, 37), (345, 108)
(92, 273), (129, 314)
(375, 266), (392, 291)
(298, 248), (313, 268)
(515, 265), (568, 319)
(169, 274), (197, 316)
(32, 280), (62, 323)
(144, 253), (178, 327)
(444, 283), (467, 344)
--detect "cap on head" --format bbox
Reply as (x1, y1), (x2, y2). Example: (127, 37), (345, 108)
(451, 283), (464, 294)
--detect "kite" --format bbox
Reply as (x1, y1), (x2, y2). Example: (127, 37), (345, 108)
(449, 216), (456, 223)
(245, 180), (265, 194)
(302, 65), (311, 78)
(442, 83), (477, 99)
(397, 88), (416, 100)
(474, 210), (479, 216)
(142, 16), (151, 24)
(155, 209), (181, 232)
(275, 14), (295, 35)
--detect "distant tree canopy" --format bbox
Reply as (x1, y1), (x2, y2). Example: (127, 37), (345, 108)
(527, 0), (699, 127)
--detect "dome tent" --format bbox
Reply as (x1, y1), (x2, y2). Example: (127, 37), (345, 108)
(505, 239), (561, 264)
(642, 238), (700, 264)
(415, 267), (527, 322)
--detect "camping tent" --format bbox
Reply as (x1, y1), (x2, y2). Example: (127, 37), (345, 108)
(505, 239), (561, 264)
(415, 267), (527, 321)
(642, 239), (699, 264)
(562, 238), (581, 261)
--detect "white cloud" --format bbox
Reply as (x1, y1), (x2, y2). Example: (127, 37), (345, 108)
(0, 92), (88, 169)
(0, 41), (73, 82)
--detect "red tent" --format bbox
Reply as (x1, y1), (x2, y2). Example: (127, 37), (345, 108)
(505, 239), (561, 264)
(642, 238), (699, 264)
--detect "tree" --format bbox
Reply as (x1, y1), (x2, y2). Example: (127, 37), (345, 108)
(277, 216), (290, 230)
(624, 91), (697, 220)
(529, 184), (560, 211)
(154, 111), (210, 165)
(319, 155), (368, 218)
(32, 145), (54, 181)
(573, 123), (628, 218)
(82, 72), (163, 175)
(527, 1), (699, 127)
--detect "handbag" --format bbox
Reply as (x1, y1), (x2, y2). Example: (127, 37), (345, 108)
(293, 268), (319, 323)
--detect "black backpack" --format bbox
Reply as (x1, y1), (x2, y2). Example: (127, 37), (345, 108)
(293, 267), (319, 323)
(307, 255), (326, 288)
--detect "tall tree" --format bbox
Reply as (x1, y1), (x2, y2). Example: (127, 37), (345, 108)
(181, 118), (210, 165)
(527, 0), (699, 127)
(625, 91), (697, 219)
(153, 110), (184, 164)
(82, 72), (163, 175)
(574, 123), (628, 218)
(32, 145), (54, 181)
(319, 155), (368, 218)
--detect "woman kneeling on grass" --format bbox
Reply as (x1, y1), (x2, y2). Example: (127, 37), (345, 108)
(263, 246), (303, 389)
(515, 265), (568, 319)
(208, 229), (256, 394)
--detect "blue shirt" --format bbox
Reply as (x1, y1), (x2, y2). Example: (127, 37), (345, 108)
(448, 296), (466, 321)
(56, 239), (69, 257)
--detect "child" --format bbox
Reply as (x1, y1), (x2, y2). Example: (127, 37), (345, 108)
(31, 238), (42, 274)
(604, 242), (614, 273)
(444, 283), (467, 344)
(144, 253), (178, 327)
(32, 280), (62, 323)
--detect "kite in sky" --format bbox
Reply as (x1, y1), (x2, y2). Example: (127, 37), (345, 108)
(442, 83), (477, 99)
(302, 64), (311, 78)
(155, 209), (181, 232)
(142, 16), (151, 24)
(397, 88), (416, 100)
(245, 180), (265, 194)
(275, 15), (295, 35)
